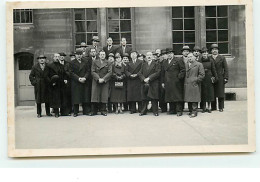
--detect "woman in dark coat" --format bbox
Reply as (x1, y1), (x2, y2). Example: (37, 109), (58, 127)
(29, 55), (51, 118)
(110, 54), (126, 114)
(200, 47), (218, 113)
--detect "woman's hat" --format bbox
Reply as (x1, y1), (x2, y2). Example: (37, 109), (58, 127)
(201, 47), (208, 52)
(181, 45), (191, 52)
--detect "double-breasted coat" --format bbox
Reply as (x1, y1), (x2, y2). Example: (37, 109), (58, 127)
(69, 58), (91, 104)
(161, 57), (186, 102)
(110, 64), (127, 103)
(184, 61), (205, 102)
(125, 59), (143, 102)
(201, 57), (218, 102)
(47, 61), (68, 108)
(29, 63), (50, 104)
(91, 59), (113, 103)
(138, 61), (161, 100)
(210, 55), (229, 98)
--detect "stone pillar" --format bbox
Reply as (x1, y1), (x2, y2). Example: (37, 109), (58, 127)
(134, 7), (172, 53)
(195, 6), (206, 48)
(99, 8), (107, 48)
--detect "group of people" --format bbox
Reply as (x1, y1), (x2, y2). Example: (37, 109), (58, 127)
(29, 36), (229, 118)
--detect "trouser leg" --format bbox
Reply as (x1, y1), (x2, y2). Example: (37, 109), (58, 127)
(123, 102), (129, 111)
(82, 102), (89, 115)
(53, 108), (59, 116)
(91, 103), (98, 114)
(37, 103), (42, 115)
(211, 98), (217, 110)
(176, 102), (182, 113)
(107, 100), (112, 113)
(140, 100), (148, 114)
(188, 102), (192, 113)
(45, 103), (50, 115)
(73, 104), (79, 115)
(191, 102), (198, 115)
(101, 103), (107, 113)
(218, 97), (224, 109)
(129, 102), (137, 112)
(137, 101), (142, 112)
(151, 100), (159, 114)
(202, 102), (206, 110)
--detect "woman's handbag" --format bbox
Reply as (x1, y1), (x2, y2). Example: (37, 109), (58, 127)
(115, 81), (123, 88)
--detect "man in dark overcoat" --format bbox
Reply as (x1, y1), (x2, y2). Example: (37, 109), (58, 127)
(125, 50), (143, 114)
(138, 52), (161, 116)
(103, 37), (118, 59)
(116, 37), (132, 57)
(210, 44), (229, 112)
(184, 53), (205, 118)
(158, 49), (168, 113)
(29, 55), (51, 118)
(47, 53), (68, 117)
(69, 49), (91, 117)
(90, 50), (113, 116)
(161, 48), (186, 116)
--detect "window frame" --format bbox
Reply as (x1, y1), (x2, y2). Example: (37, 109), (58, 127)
(205, 6), (231, 55)
(72, 8), (100, 49)
(106, 7), (134, 47)
(13, 9), (33, 25)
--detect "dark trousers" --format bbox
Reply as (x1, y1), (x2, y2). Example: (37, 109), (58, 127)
(140, 100), (158, 114)
(169, 102), (182, 113)
(211, 97), (224, 110)
(123, 102), (129, 111)
(74, 103), (89, 115)
(91, 103), (107, 114)
(37, 103), (50, 115)
(188, 102), (198, 115)
(129, 101), (142, 112)
(181, 102), (185, 110)
(159, 102), (167, 112)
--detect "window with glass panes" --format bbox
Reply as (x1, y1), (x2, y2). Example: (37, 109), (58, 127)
(172, 6), (195, 54)
(206, 6), (229, 54)
(74, 8), (98, 48)
(107, 8), (132, 45)
(13, 9), (33, 24)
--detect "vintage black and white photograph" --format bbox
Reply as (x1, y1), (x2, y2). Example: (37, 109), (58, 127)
(6, 0), (255, 157)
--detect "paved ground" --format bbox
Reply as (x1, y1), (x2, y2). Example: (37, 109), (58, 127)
(15, 101), (248, 149)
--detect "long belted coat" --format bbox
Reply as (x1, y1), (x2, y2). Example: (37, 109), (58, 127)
(91, 58), (113, 103)
(184, 61), (205, 102)
(210, 54), (229, 98)
(125, 59), (143, 102)
(69, 58), (91, 104)
(29, 63), (50, 104)
(161, 57), (186, 102)
(138, 61), (161, 100)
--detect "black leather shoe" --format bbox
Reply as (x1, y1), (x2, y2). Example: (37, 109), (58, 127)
(37, 114), (42, 118)
(219, 109), (223, 112)
(101, 112), (107, 116)
(73, 113), (78, 117)
(55, 114), (59, 118)
(139, 113), (146, 116)
(46, 113), (52, 116)
(208, 109), (212, 113)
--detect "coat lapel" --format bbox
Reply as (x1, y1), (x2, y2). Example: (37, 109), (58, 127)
(147, 61), (155, 75)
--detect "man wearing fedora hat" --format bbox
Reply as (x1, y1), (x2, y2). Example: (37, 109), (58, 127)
(69, 48), (92, 117)
(80, 42), (88, 57)
(158, 49), (168, 113)
(86, 36), (102, 58)
(210, 43), (229, 112)
(161, 48), (186, 116)
(29, 54), (51, 118)
(193, 46), (202, 62)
